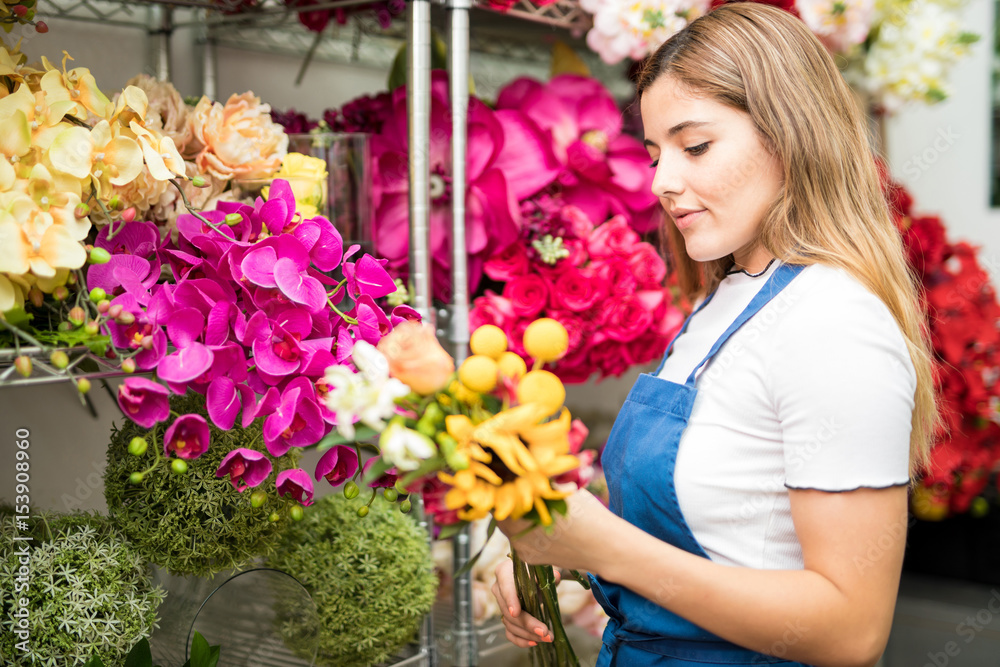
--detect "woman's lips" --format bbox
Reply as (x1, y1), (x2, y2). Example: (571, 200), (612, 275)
(673, 209), (705, 230)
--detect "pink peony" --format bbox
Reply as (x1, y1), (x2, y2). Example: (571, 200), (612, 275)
(502, 274), (549, 319)
(186, 92), (288, 181)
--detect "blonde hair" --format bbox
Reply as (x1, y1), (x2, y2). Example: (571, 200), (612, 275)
(637, 2), (938, 478)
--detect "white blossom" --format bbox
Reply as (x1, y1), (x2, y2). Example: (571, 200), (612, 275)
(378, 421), (436, 471)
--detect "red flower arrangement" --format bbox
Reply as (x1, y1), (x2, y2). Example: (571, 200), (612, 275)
(470, 196), (684, 384)
(881, 163), (1000, 518)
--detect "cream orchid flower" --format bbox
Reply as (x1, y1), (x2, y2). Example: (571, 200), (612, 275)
(47, 120), (143, 197)
(0, 85), (76, 160)
(39, 53), (113, 119)
(0, 192), (86, 278)
(0, 273), (24, 312)
(128, 120), (185, 181)
(21, 164), (88, 240)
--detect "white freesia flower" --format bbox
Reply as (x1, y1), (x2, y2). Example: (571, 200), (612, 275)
(379, 422), (436, 471)
(323, 343), (411, 440)
(796, 0), (874, 53)
(580, 0), (709, 65)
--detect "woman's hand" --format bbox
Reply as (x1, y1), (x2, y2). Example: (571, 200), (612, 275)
(491, 558), (557, 648)
(497, 489), (631, 575)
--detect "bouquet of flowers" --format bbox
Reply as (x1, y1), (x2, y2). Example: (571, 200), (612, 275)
(880, 163), (1000, 518)
(578, 0), (978, 109)
(471, 200), (685, 383)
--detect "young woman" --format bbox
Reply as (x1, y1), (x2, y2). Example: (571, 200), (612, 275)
(491, 4), (937, 667)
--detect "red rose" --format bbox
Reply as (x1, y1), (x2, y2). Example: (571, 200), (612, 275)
(902, 216), (946, 276)
(470, 291), (515, 331)
(587, 215), (640, 259)
(594, 258), (638, 297)
(589, 339), (631, 378)
(600, 296), (653, 343)
(561, 205), (595, 239)
(624, 331), (670, 367)
(552, 268), (600, 312)
(503, 274), (549, 318)
(628, 243), (667, 288)
(484, 242), (530, 281)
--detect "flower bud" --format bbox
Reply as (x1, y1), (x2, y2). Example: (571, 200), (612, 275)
(224, 213), (242, 226)
(75, 202), (91, 218)
(415, 418), (436, 439)
(97, 300), (111, 314)
(89, 287), (107, 303)
(84, 320), (100, 336)
(170, 458), (188, 475)
(120, 207), (137, 223)
(344, 481), (359, 499)
(35, 20), (48, 33)
(49, 350), (69, 369)
(128, 437), (148, 456)
(14, 355), (32, 378)
(250, 490), (267, 508)
(28, 287), (43, 308)
(357, 506), (370, 518)
(88, 247), (111, 264)
(400, 499), (412, 514)
(108, 194), (122, 211)
(191, 175), (208, 188)
(12, 5), (28, 18)
(57, 321), (71, 332)
(129, 472), (144, 484)
(107, 304), (123, 319)
(77, 378), (91, 394)
(116, 311), (136, 326)
(66, 273), (77, 286)
(394, 480), (409, 495)
(289, 504), (305, 521)
(53, 285), (69, 301)
(67, 307), (86, 326)
(121, 358), (136, 373)
(383, 488), (398, 503)
(269, 511), (280, 522)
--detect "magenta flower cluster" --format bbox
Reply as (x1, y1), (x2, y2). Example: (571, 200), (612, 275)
(97, 179), (416, 505)
(470, 200), (684, 384)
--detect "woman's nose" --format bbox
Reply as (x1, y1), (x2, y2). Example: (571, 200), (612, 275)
(651, 155), (683, 199)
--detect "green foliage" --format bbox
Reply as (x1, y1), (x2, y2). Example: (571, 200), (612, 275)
(267, 494), (438, 667)
(104, 392), (298, 578)
(85, 632), (220, 667)
(0, 511), (164, 667)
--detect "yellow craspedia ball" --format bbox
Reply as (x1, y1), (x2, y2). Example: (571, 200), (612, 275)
(470, 325), (508, 360)
(457, 355), (499, 394)
(516, 370), (565, 415)
(523, 318), (568, 363)
(497, 351), (527, 380)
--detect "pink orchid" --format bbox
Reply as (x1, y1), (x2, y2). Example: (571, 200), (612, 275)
(276, 468), (315, 506)
(497, 75), (660, 232)
(369, 71), (560, 301)
(88, 221), (162, 303)
(117, 376), (170, 428)
(240, 235), (327, 313)
(216, 448), (273, 492)
(157, 307), (214, 384)
(163, 413), (211, 460)
(315, 444), (360, 486)
(362, 457), (399, 488)
(262, 377), (325, 457)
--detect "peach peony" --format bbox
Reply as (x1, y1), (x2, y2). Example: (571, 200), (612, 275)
(185, 92), (288, 181)
(377, 321), (454, 396)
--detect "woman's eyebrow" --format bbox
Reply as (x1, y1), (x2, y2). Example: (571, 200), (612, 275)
(643, 121), (714, 147)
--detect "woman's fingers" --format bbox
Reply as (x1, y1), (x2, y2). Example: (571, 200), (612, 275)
(494, 559), (521, 618)
(491, 565), (555, 646)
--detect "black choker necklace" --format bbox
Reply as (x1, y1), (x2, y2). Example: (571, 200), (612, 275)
(726, 257), (776, 277)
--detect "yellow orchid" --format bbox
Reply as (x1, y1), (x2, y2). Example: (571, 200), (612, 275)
(438, 403), (580, 525)
(47, 120), (143, 197)
(108, 85), (149, 127)
(0, 41), (41, 88)
(0, 85), (76, 160)
(0, 191), (86, 278)
(0, 273), (24, 312)
(39, 53), (112, 119)
(21, 164), (88, 239)
(128, 120), (185, 181)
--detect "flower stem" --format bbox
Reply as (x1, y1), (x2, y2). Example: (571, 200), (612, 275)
(167, 178), (236, 241)
(327, 297), (358, 325)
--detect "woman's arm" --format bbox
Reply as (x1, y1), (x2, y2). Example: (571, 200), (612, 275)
(504, 485), (908, 667)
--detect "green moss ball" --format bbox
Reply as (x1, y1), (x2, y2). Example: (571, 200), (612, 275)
(0, 511), (164, 666)
(104, 392), (298, 578)
(268, 494), (438, 666)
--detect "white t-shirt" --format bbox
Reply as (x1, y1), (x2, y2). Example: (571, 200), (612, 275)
(657, 259), (915, 570)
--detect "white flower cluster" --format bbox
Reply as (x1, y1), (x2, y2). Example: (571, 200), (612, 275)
(323, 342), (411, 440)
(579, 0), (710, 65)
(861, 0), (978, 109)
(795, 0), (875, 54)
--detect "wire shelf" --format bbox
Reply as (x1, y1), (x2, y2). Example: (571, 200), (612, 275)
(0, 345), (128, 388)
(483, 0), (591, 33)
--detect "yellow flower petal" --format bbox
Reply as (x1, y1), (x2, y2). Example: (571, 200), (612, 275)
(534, 497), (553, 526)
(0, 110), (30, 159)
(446, 414), (476, 443)
(39, 224), (86, 272)
(0, 273), (22, 312)
(493, 484), (517, 521)
(0, 221), (29, 274)
(47, 125), (93, 179)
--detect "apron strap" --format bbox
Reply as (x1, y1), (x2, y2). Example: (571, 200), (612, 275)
(685, 262), (805, 385)
(653, 289), (719, 375)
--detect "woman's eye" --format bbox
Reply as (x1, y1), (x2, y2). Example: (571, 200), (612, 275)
(685, 142), (709, 156)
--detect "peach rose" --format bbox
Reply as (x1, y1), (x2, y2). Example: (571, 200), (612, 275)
(377, 321), (454, 395)
(185, 92), (288, 181)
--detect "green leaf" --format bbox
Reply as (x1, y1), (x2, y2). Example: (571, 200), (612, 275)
(387, 29), (450, 91)
(455, 522), (495, 577)
(208, 644), (221, 667)
(314, 425), (378, 452)
(399, 456), (445, 487)
(83, 656), (105, 667)
(190, 631), (211, 667)
(2, 307), (31, 328)
(435, 522), (467, 541)
(124, 638), (153, 667)
(956, 31), (980, 45)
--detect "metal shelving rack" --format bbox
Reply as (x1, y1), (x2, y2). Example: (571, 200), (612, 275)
(5, 1), (596, 664)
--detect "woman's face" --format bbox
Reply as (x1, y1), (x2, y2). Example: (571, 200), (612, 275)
(640, 75), (783, 272)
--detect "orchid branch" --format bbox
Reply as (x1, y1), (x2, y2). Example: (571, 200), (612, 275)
(167, 178), (236, 241)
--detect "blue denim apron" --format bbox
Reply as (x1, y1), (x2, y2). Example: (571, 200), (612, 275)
(589, 263), (813, 666)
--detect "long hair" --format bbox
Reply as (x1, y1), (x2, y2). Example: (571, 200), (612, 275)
(637, 2), (938, 478)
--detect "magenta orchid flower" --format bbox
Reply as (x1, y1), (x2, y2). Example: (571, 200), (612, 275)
(497, 74), (660, 232)
(216, 448), (273, 492)
(117, 376), (170, 428)
(262, 377), (326, 457)
(362, 457), (399, 488)
(157, 307), (214, 384)
(276, 468), (315, 506)
(241, 235), (327, 312)
(315, 444), (360, 486)
(88, 221), (162, 303)
(163, 413), (211, 460)
(370, 70), (559, 301)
